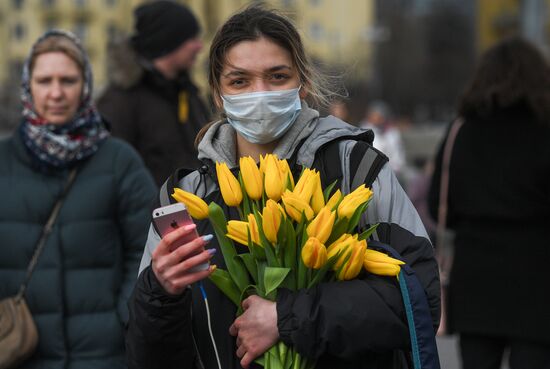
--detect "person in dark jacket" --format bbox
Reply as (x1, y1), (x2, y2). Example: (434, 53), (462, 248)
(97, 0), (210, 187)
(0, 30), (156, 369)
(428, 38), (550, 369)
(127, 5), (440, 369)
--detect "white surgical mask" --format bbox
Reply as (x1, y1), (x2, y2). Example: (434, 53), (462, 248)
(222, 87), (301, 144)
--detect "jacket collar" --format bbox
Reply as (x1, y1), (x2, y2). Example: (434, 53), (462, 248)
(197, 102), (372, 168)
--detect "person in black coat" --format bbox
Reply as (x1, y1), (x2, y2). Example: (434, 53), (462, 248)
(126, 5), (440, 369)
(97, 1), (210, 187)
(429, 38), (550, 369)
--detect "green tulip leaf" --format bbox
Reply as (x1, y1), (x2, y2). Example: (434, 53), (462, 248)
(346, 199), (371, 233)
(208, 202), (250, 292)
(236, 253), (258, 284)
(359, 223), (379, 240)
(252, 211), (280, 267)
(326, 217), (349, 245)
(307, 252), (341, 289)
(238, 173), (252, 218)
(208, 268), (241, 307)
(322, 179), (338, 202)
(264, 266), (291, 297)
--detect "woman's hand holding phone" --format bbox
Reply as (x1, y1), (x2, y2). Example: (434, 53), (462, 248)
(152, 224), (215, 295)
(151, 203), (216, 295)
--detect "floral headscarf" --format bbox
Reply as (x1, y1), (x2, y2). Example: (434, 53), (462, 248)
(19, 29), (109, 170)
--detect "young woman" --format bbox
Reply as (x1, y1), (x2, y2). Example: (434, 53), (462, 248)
(0, 30), (156, 368)
(127, 6), (440, 369)
(429, 38), (550, 369)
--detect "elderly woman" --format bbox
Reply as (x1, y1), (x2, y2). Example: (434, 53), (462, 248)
(0, 30), (156, 368)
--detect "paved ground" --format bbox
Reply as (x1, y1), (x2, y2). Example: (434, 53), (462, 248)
(438, 335), (461, 369)
(438, 335), (509, 369)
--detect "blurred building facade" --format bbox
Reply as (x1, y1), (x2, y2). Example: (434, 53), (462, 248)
(0, 0), (375, 95)
(0, 0), (548, 133)
(478, 0), (550, 54)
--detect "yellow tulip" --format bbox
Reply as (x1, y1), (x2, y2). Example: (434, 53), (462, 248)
(262, 199), (283, 244)
(226, 220), (250, 246)
(337, 185), (373, 219)
(337, 239), (367, 280)
(216, 162), (243, 207)
(226, 218), (260, 247)
(278, 158), (295, 189)
(326, 233), (356, 264)
(364, 249), (405, 265)
(306, 207), (335, 244)
(301, 237), (327, 269)
(264, 154), (285, 201)
(363, 260), (401, 277)
(363, 249), (403, 277)
(239, 156), (263, 200)
(293, 168), (316, 204)
(281, 190), (315, 222)
(259, 154), (267, 177)
(171, 188), (209, 220)
(310, 172), (325, 213)
(247, 213), (261, 245)
(325, 189), (342, 211)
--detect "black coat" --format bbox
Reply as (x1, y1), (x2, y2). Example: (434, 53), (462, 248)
(428, 108), (550, 344)
(126, 116), (440, 369)
(97, 43), (210, 187)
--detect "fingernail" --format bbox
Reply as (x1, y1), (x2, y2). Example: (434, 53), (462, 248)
(185, 224), (197, 231)
(207, 248), (217, 255)
(202, 234), (213, 242)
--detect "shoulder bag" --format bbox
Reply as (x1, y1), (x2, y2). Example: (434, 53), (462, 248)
(435, 118), (463, 335)
(0, 169), (78, 369)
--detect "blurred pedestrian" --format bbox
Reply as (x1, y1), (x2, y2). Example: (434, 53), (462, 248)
(359, 100), (406, 176)
(97, 0), (210, 187)
(428, 37), (550, 369)
(0, 30), (156, 368)
(125, 5), (440, 369)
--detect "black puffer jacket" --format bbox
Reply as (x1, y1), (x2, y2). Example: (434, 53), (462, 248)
(0, 131), (157, 369)
(127, 109), (440, 369)
(97, 40), (211, 187)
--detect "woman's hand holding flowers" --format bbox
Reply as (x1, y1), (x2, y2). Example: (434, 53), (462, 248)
(229, 295), (279, 369)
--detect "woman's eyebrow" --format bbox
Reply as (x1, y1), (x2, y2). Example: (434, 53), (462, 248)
(223, 65), (292, 78)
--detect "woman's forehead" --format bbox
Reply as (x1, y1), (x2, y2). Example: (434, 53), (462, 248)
(222, 37), (293, 74)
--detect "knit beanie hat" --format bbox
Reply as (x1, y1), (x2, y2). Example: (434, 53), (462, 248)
(131, 0), (200, 60)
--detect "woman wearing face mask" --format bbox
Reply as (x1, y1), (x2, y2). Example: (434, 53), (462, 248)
(127, 5), (440, 369)
(0, 30), (156, 368)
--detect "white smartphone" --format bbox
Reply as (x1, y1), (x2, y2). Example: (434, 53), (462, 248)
(152, 202), (209, 271)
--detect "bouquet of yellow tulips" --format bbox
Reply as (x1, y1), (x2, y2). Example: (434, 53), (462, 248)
(172, 154), (404, 369)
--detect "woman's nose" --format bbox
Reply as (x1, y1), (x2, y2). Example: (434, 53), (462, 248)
(48, 82), (63, 99)
(251, 79), (270, 92)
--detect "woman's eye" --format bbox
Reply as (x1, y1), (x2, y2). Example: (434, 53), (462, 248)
(34, 78), (50, 85)
(271, 73), (289, 81)
(229, 79), (247, 87)
(62, 78), (79, 85)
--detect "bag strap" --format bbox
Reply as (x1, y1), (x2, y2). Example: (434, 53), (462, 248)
(368, 240), (441, 369)
(15, 168), (78, 302)
(312, 133), (388, 190)
(436, 118), (463, 283)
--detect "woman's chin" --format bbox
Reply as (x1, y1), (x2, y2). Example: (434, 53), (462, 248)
(44, 114), (71, 125)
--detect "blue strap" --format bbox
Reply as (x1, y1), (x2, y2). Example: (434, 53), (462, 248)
(369, 241), (441, 369)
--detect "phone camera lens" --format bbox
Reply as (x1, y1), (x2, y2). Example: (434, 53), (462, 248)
(155, 212), (159, 217)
